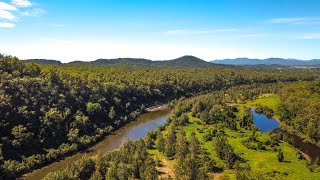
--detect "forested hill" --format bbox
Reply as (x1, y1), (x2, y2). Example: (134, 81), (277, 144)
(25, 59), (62, 65)
(156, 56), (214, 68)
(25, 56), (214, 69)
(1, 54), (319, 179)
(68, 55), (215, 68)
(211, 58), (320, 66)
(26, 56), (320, 69)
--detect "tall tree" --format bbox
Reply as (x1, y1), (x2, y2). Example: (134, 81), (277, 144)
(156, 131), (165, 153)
(175, 130), (188, 158)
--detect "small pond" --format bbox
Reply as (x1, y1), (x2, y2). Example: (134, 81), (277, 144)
(251, 108), (280, 132)
(251, 108), (320, 162)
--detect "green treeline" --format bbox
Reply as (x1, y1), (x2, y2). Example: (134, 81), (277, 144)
(0, 54), (318, 178)
(278, 79), (320, 146)
(153, 85), (320, 179)
(44, 139), (158, 180)
(42, 82), (320, 179)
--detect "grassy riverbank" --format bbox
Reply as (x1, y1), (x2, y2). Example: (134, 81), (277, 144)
(39, 86), (320, 179)
(246, 94), (281, 113)
(147, 95), (320, 179)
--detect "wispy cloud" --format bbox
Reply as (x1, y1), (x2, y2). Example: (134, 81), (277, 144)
(0, 0), (44, 28)
(0, 2), (17, 28)
(296, 34), (320, 40)
(0, 22), (15, 28)
(21, 8), (45, 16)
(0, 2), (16, 10)
(267, 17), (320, 25)
(165, 28), (238, 35)
(0, 9), (15, 20)
(238, 33), (320, 40)
(12, 0), (32, 7)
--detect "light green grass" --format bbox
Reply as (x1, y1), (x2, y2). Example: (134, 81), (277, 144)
(226, 128), (320, 179)
(247, 94), (281, 112)
(149, 101), (320, 179)
(148, 149), (162, 157)
(184, 106), (320, 179)
(228, 105), (320, 179)
(183, 114), (226, 168)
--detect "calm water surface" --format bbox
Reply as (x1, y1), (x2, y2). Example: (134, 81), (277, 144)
(251, 108), (320, 162)
(251, 108), (280, 132)
(22, 107), (320, 179)
(279, 130), (320, 163)
(23, 109), (170, 180)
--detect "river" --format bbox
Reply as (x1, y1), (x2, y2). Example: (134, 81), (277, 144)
(279, 130), (320, 163)
(22, 107), (320, 179)
(23, 109), (171, 180)
(250, 108), (320, 163)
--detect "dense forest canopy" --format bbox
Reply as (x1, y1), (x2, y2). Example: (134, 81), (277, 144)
(43, 82), (320, 179)
(0, 54), (319, 179)
(279, 80), (320, 146)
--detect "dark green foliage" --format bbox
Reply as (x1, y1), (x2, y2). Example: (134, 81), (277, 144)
(175, 130), (188, 159)
(156, 131), (165, 153)
(66, 55), (214, 69)
(203, 129), (216, 142)
(144, 131), (154, 149)
(0, 54), (318, 178)
(215, 134), (238, 169)
(241, 131), (269, 151)
(164, 124), (212, 180)
(160, 110), (217, 179)
(90, 170), (103, 180)
(189, 132), (200, 157)
(308, 158), (320, 172)
(44, 157), (95, 180)
(235, 161), (267, 180)
(191, 101), (206, 116)
(155, 83), (320, 179)
(165, 124), (176, 158)
(176, 113), (189, 125)
(174, 154), (205, 180)
(191, 96), (239, 127)
(25, 59), (62, 65)
(240, 109), (254, 128)
(278, 80), (320, 146)
(44, 140), (157, 180)
(277, 149), (284, 162)
(255, 105), (274, 118)
(296, 151), (305, 160)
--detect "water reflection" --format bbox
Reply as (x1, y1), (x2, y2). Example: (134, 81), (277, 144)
(23, 109), (170, 180)
(251, 108), (280, 132)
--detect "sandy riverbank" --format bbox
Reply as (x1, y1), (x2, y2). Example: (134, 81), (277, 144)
(145, 104), (168, 112)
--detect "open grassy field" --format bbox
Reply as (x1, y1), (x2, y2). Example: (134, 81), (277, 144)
(246, 94), (281, 112)
(185, 108), (320, 179)
(147, 94), (320, 179)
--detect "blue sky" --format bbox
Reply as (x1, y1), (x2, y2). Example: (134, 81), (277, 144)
(0, 0), (320, 62)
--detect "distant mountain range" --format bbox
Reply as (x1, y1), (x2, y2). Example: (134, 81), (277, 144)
(211, 58), (320, 66)
(25, 56), (320, 68)
(25, 56), (214, 69)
